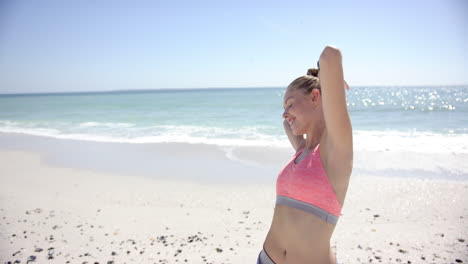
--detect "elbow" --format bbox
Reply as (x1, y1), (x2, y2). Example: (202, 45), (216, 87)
(320, 46), (342, 64)
(324, 45), (341, 56)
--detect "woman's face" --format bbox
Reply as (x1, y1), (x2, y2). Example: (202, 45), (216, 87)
(282, 87), (321, 136)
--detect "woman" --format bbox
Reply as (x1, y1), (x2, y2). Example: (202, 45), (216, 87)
(258, 46), (353, 264)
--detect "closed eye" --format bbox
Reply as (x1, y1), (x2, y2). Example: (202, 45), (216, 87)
(283, 97), (294, 109)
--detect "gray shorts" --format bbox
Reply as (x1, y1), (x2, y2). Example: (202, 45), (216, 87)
(256, 247), (275, 264)
(256, 247), (342, 264)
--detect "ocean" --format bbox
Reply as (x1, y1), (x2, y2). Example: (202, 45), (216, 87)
(1, 85), (467, 181)
(0, 86), (467, 153)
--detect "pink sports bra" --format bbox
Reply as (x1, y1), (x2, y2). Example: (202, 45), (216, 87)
(276, 144), (342, 224)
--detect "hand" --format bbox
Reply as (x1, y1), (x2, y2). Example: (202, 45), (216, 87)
(318, 46), (349, 91)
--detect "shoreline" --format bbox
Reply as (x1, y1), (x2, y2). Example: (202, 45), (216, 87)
(0, 132), (294, 185)
(1, 132), (467, 182)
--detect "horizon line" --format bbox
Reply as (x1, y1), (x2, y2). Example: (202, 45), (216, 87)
(1, 84), (467, 96)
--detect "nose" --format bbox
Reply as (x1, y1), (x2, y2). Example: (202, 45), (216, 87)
(282, 110), (289, 120)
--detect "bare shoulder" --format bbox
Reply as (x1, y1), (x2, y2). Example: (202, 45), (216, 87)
(321, 132), (353, 202)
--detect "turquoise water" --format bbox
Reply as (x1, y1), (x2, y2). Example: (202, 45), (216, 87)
(0, 86), (467, 152)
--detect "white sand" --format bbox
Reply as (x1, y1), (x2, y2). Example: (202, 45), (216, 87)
(1, 144), (467, 263)
(0, 150), (275, 264)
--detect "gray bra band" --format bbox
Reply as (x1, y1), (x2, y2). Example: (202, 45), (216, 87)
(276, 195), (339, 225)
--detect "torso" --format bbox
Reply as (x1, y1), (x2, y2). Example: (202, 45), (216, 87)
(263, 138), (352, 264)
(263, 206), (336, 263)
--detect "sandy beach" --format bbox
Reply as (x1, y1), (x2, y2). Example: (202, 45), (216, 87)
(1, 1), (467, 263)
(1, 133), (467, 264)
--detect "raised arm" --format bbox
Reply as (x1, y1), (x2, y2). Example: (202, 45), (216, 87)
(318, 46), (353, 153)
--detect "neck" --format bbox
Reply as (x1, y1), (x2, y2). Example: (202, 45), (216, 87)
(305, 123), (325, 151)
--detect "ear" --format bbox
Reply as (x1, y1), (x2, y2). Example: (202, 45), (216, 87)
(311, 89), (321, 103)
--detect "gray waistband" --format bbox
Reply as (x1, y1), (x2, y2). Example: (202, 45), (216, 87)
(259, 247), (276, 264)
(276, 195), (339, 225)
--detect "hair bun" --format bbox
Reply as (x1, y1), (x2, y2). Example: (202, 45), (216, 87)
(307, 68), (319, 77)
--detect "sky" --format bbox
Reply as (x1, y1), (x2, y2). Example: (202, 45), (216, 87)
(0, 0), (467, 94)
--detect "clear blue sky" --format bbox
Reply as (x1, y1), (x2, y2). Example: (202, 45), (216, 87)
(0, 0), (467, 93)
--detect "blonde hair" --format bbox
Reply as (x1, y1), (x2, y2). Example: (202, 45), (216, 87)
(287, 68), (321, 94)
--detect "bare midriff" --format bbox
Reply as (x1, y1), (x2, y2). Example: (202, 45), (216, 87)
(263, 204), (337, 264)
